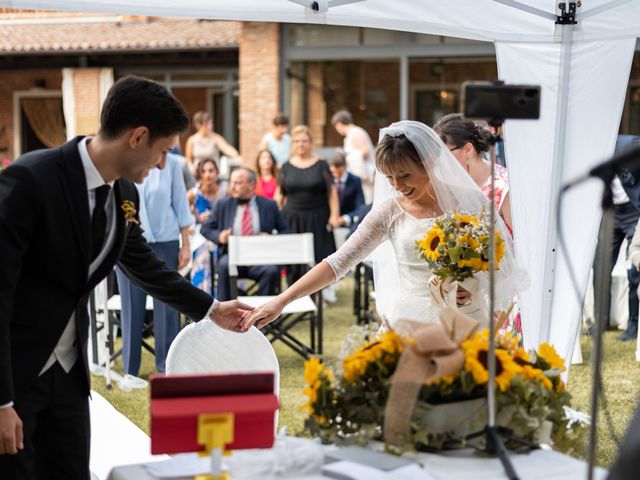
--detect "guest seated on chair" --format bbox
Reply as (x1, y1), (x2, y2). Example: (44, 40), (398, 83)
(328, 150), (365, 230)
(201, 168), (289, 301)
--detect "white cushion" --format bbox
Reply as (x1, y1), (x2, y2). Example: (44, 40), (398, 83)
(165, 320), (280, 394)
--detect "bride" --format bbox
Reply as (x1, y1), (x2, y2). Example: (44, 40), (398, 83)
(241, 121), (523, 332)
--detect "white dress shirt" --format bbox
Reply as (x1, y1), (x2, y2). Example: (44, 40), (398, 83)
(612, 176), (631, 205)
(232, 196), (261, 235)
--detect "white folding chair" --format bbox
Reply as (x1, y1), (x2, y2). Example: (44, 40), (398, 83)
(227, 233), (323, 357)
(106, 292), (155, 359)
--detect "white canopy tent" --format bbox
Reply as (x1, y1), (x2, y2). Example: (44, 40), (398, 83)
(5, 0), (640, 363)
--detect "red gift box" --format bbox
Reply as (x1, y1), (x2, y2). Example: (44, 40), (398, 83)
(150, 372), (279, 455)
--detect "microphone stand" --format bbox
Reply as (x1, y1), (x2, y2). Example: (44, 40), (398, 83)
(463, 119), (538, 480)
(563, 158), (621, 479)
(588, 178), (614, 480)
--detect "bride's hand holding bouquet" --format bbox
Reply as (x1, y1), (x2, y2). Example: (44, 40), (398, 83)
(417, 211), (505, 316)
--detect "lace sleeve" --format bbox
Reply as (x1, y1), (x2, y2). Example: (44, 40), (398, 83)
(324, 199), (398, 280)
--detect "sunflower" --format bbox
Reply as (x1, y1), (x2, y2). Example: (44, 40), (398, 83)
(521, 365), (553, 389)
(458, 257), (483, 270)
(462, 330), (521, 391)
(454, 213), (479, 227)
(457, 233), (480, 251)
(418, 226), (446, 261)
(301, 358), (333, 413)
(494, 231), (506, 266)
(301, 383), (319, 414)
(304, 357), (324, 386)
(343, 331), (403, 382)
(426, 373), (457, 386)
(538, 343), (566, 371)
(343, 352), (368, 382)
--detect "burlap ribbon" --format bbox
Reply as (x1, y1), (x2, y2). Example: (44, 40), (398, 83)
(383, 294), (480, 446)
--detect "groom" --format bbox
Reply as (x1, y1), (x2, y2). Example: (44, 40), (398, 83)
(0, 76), (253, 480)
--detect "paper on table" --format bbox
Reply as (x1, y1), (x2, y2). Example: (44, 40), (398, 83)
(144, 453), (211, 478)
(322, 461), (436, 480)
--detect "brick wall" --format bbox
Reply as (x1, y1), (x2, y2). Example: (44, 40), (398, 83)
(239, 22), (280, 168)
(0, 69), (62, 159)
(306, 63), (325, 149)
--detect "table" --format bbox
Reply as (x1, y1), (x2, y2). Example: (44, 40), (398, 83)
(108, 445), (607, 480)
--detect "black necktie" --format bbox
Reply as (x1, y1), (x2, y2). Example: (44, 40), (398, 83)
(336, 180), (344, 200)
(91, 185), (111, 261)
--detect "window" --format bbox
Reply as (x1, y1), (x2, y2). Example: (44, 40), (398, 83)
(413, 88), (459, 126)
(627, 86), (640, 134)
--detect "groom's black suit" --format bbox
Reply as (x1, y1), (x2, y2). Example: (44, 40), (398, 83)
(0, 137), (212, 478)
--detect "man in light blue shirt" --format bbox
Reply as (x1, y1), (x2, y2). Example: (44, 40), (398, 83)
(115, 152), (195, 386)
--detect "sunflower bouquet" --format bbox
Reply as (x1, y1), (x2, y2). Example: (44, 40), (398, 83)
(417, 211), (505, 282)
(301, 327), (574, 452)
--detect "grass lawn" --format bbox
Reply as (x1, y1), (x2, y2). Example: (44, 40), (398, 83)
(91, 276), (640, 467)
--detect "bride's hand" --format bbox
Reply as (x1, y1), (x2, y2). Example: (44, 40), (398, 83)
(242, 297), (287, 330)
(210, 299), (255, 332)
(456, 286), (472, 307)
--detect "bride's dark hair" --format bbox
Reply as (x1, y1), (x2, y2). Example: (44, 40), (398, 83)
(375, 134), (423, 175)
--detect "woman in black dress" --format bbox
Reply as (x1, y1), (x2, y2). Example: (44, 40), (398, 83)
(277, 125), (341, 282)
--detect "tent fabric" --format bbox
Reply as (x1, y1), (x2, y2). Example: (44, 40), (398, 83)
(3, 0), (640, 363)
(496, 38), (637, 360)
(5, 1), (640, 41)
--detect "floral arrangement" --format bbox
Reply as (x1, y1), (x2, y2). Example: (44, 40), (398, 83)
(417, 211), (505, 282)
(0, 159), (10, 171)
(302, 327), (573, 452)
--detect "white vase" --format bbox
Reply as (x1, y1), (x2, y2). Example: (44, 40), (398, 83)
(413, 398), (487, 437)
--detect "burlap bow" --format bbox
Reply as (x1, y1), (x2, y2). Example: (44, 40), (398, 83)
(383, 298), (480, 446)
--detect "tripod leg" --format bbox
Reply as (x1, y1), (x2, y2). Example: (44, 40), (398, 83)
(486, 427), (520, 480)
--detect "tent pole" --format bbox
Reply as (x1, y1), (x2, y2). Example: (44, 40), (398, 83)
(539, 23), (573, 344)
(399, 54), (408, 120)
(493, 0), (556, 21)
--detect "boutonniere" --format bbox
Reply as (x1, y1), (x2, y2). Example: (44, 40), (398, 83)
(120, 200), (140, 224)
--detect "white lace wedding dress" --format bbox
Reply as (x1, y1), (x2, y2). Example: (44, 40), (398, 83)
(325, 198), (441, 326)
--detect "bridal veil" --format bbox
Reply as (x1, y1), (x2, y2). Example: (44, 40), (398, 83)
(371, 120), (527, 322)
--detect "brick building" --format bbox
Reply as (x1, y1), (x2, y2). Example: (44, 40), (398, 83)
(2, 10), (640, 167)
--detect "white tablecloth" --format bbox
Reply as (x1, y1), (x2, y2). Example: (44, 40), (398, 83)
(107, 444), (607, 480)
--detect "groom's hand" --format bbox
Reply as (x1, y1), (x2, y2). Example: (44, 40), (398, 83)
(210, 299), (255, 332)
(0, 407), (23, 455)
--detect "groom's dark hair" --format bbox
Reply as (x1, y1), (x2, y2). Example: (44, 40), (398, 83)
(98, 75), (189, 143)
